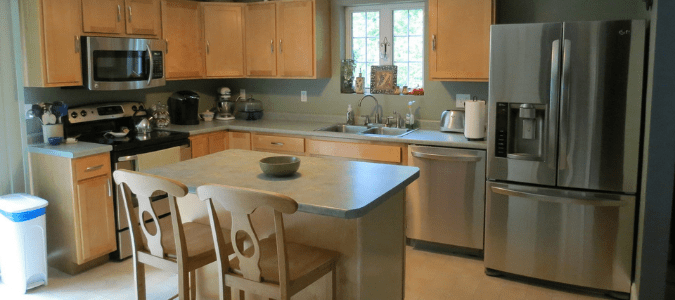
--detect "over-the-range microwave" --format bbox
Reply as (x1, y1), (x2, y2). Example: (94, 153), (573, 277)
(82, 36), (166, 90)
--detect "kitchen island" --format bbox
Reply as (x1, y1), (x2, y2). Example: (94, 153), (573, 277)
(143, 149), (420, 300)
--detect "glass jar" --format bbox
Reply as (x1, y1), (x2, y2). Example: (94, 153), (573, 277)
(152, 102), (170, 128)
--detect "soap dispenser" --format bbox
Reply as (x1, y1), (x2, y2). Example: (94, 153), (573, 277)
(354, 70), (365, 94)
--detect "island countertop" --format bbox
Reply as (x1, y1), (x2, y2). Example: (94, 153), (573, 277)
(143, 149), (420, 219)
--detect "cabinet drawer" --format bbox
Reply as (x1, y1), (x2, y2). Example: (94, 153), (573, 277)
(74, 153), (111, 181)
(252, 134), (305, 153)
(306, 140), (401, 163)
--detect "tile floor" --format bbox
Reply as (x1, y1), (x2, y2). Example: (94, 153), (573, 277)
(0, 247), (644, 300)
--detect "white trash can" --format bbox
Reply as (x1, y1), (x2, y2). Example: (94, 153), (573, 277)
(0, 193), (48, 294)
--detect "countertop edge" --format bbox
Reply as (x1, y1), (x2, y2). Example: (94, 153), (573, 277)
(27, 143), (113, 159)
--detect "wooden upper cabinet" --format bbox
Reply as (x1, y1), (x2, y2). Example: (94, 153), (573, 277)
(125, 0), (162, 37)
(277, 0), (314, 78)
(162, 0), (204, 80)
(202, 3), (246, 78)
(245, 2), (277, 77)
(20, 0), (83, 87)
(429, 0), (494, 81)
(82, 0), (125, 34)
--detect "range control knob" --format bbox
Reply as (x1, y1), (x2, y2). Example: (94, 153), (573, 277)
(80, 110), (87, 117)
(139, 105), (145, 111)
(132, 105), (137, 111)
(70, 111), (78, 119)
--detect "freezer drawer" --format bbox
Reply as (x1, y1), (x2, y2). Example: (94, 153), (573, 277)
(484, 181), (635, 293)
(406, 145), (486, 249)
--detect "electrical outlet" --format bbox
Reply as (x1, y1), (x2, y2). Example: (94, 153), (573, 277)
(301, 91), (307, 102)
(456, 94), (470, 108)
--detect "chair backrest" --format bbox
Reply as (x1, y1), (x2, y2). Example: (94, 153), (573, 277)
(197, 184), (298, 284)
(113, 170), (188, 258)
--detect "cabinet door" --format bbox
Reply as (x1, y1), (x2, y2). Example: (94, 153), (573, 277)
(162, 0), (204, 79)
(228, 132), (251, 150)
(245, 2), (277, 77)
(75, 174), (116, 264)
(277, 0), (314, 78)
(41, 0), (83, 85)
(203, 4), (245, 78)
(190, 134), (209, 158)
(125, 0), (162, 37)
(82, 0), (125, 34)
(208, 131), (228, 154)
(428, 0), (493, 81)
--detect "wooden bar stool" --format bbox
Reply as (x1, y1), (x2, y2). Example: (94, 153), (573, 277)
(113, 170), (236, 300)
(197, 184), (340, 300)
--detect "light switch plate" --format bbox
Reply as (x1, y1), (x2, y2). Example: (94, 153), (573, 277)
(456, 94), (470, 107)
(301, 91), (307, 102)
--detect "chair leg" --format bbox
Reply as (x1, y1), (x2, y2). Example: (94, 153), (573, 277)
(134, 260), (146, 300)
(331, 263), (337, 300)
(231, 288), (242, 300)
(189, 271), (197, 300)
(179, 269), (190, 300)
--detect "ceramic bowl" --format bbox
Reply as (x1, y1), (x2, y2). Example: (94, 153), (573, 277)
(201, 112), (215, 122)
(259, 156), (300, 177)
(48, 137), (63, 146)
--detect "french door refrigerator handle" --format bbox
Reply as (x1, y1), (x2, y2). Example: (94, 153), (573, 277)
(411, 151), (481, 162)
(490, 186), (630, 207)
(559, 39), (572, 170)
(548, 39), (561, 169)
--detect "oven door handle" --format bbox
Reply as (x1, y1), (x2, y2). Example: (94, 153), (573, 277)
(146, 44), (154, 85)
(118, 155), (138, 162)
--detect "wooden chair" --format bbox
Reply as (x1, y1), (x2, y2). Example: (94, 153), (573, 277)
(197, 184), (340, 300)
(113, 170), (236, 300)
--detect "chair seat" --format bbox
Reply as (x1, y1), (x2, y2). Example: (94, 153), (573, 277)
(142, 221), (233, 261)
(229, 237), (339, 284)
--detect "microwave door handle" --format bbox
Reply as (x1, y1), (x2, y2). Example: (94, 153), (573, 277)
(146, 44), (154, 85)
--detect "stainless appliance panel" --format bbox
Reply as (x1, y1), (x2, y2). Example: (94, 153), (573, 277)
(484, 181), (635, 293)
(487, 23), (562, 186)
(406, 145), (486, 249)
(84, 36), (166, 90)
(557, 20), (645, 193)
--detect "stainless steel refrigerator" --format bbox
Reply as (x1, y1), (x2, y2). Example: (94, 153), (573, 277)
(485, 20), (645, 295)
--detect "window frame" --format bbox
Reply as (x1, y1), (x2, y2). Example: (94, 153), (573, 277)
(345, 2), (425, 67)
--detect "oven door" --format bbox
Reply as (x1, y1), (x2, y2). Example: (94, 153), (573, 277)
(84, 36), (166, 91)
(113, 146), (180, 259)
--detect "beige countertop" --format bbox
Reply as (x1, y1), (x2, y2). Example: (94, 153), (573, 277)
(163, 118), (487, 150)
(143, 149), (420, 219)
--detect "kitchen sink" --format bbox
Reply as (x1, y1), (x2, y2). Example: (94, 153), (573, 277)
(315, 124), (416, 137)
(315, 124), (369, 133)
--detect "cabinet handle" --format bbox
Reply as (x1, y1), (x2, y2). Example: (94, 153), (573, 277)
(432, 34), (436, 51)
(75, 36), (80, 53)
(206, 41), (210, 54)
(271, 142), (284, 146)
(108, 179), (112, 197)
(279, 39), (282, 53)
(117, 5), (121, 22)
(166, 39), (169, 54)
(128, 6), (132, 23)
(270, 40), (274, 53)
(85, 164), (103, 172)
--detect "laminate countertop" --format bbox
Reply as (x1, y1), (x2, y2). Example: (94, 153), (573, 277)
(142, 149), (420, 219)
(163, 119), (487, 150)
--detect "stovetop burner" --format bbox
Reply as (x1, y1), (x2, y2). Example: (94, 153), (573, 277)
(78, 130), (189, 152)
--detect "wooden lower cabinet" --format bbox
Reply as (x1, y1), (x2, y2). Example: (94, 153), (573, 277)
(30, 152), (116, 274)
(228, 131), (252, 150)
(189, 130), (228, 158)
(306, 139), (404, 164)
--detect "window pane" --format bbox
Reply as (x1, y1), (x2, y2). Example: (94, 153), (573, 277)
(393, 10), (408, 37)
(409, 36), (424, 62)
(352, 12), (366, 38)
(410, 62), (424, 88)
(366, 12), (379, 37)
(396, 63), (409, 88)
(409, 9), (424, 36)
(394, 36), (408, 62)
(352, 38), (366, 62)
(367, 37), (379, 62)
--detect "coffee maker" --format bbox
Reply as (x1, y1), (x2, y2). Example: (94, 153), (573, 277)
(216, 87), (235, 120)
(168, 91), (200, 125)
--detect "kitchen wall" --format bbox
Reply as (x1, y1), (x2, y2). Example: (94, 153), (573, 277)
(22, 0), (650, 142)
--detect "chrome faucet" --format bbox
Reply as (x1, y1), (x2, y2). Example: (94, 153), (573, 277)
(358, 95), (380, 124)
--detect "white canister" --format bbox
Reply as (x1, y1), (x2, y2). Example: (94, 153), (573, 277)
(42, 124), (64, 143)
(464, 100), (486, 140)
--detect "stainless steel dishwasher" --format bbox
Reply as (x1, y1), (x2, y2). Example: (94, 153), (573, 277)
(406, 145), (486, 250)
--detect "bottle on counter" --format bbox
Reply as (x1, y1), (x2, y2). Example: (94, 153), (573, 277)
(354, 70), (365, 94)
(347, 104), (355, 125)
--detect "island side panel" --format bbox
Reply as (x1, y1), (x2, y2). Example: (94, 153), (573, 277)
(357, 190), (405, 300)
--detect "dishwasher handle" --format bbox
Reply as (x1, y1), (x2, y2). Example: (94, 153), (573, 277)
(411, 151), (481, 162)
(490, 186), (630, 207)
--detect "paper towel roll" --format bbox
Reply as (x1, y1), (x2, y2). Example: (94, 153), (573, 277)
(464, 100), (486, 140)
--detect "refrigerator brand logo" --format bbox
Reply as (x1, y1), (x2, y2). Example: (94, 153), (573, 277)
(619, 30), (631, 35)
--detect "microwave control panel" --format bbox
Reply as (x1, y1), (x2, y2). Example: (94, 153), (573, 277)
(152, 51), (164, 79)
